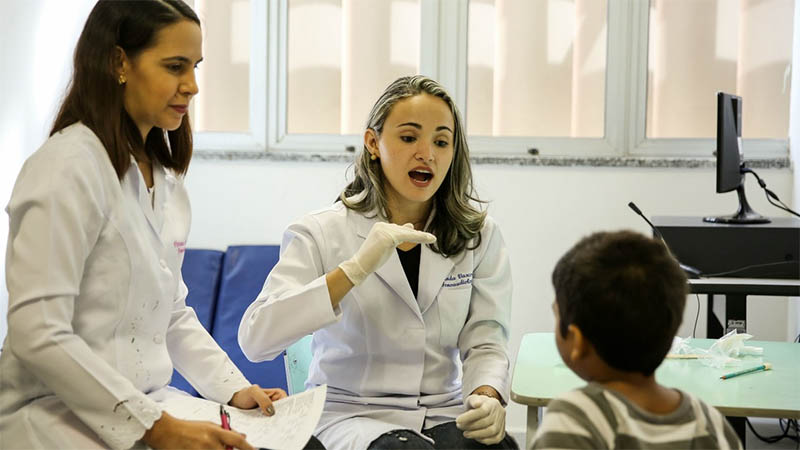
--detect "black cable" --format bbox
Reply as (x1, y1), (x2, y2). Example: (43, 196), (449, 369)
(781, 418), (800, 437)
(742, 167), (800, 218)
(692, 294), (700, 338)
(766, 192), (800, 218)
(702, 260), (797, 277)
(745, 417), (799, 444)
(778, 418), (800, 448)
(794, 419), (800, 450)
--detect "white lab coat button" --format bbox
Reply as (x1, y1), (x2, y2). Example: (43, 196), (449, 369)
(153, 333), (163, 344)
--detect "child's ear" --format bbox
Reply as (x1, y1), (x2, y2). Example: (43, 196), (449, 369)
(567, 324), (589, 361)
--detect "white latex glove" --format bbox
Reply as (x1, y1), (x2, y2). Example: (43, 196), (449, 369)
(339, 222), (436, 286)
(455, 394), (506, 445)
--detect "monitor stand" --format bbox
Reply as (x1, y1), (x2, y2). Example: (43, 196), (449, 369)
(703, 184), (771, 224)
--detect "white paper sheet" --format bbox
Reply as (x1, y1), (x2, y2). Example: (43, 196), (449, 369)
(160, 385), (327, 450)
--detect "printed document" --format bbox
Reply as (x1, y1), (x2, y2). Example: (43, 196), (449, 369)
(161, 384), (327, 450)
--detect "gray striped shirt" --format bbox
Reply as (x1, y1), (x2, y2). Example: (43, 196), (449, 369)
(532, 383), (742, 449)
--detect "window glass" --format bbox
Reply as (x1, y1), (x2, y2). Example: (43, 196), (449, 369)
(192, 0), (251, 133)
(467, 0), (607, 138)
(287, 0), (420, 135)
(646, 0), (794, 139)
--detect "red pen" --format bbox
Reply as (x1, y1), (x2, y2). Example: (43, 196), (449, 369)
(219, 404), (233, 450)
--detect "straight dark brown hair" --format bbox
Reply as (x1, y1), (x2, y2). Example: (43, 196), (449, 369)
(51, 0), (200, 180)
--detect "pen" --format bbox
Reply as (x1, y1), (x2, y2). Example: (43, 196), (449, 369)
(720, 363), (772, 380)
(219, 404), (233, 450)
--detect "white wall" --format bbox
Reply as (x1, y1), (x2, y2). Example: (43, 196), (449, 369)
(0, 0), (96, 344)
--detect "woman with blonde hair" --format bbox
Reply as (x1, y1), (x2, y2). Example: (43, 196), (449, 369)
(240, 75), (517, 449)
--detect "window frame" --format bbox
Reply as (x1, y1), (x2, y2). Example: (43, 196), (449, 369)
(192, 0), (791, 159)
(624, 0), (790, 159)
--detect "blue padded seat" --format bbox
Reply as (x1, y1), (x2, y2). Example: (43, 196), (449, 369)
(212, 245), (288, 392)
(171, 249), (225, 396)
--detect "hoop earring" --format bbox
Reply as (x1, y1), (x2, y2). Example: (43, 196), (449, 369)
(118, 74), (127, 85)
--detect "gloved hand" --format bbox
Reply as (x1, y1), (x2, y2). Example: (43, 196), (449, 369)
(339, 222), (436, 286)
(455, 394), (506, 445)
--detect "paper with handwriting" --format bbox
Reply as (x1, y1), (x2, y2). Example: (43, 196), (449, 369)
(161, 384), (326, 450)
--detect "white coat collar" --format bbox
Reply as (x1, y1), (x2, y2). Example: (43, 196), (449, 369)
(350, 202), (454, 317)
(128, 157), (172, 243)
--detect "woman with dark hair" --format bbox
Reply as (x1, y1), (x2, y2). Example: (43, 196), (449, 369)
(0, 1), (286, 449)
(239, 76), (517, 450)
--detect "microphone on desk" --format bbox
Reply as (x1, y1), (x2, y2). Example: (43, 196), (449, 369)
(627, 202), (704, 279)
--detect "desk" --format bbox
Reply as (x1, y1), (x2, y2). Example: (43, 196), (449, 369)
(653, 216), (800, 338)
(689, 278), (800, 297)
(688, 278), (800, 336)
(511, 333), (800, 449)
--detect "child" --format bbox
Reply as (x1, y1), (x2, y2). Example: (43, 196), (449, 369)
(532, 230), (742, 449)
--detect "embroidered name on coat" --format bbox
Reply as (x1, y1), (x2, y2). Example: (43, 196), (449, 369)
(443, 272), (473, 288)
(173, 240), (186, 254)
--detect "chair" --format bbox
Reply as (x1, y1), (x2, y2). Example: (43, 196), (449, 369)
(170, 249), (224, 396)
(211, 245), (289, 392)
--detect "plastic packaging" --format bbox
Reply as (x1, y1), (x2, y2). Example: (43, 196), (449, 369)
(668, 330), (764, 368)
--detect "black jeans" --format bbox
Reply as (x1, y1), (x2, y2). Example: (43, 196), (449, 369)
(262, 435), (326, 450)
(367, 422), (519, 450)
(303, 435), (327, 449)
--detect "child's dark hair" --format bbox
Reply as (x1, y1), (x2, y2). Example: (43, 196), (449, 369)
(552, 230), (688, 375)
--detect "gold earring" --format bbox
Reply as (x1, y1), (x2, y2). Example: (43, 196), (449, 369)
(118, 74), (127, 85)
(370, 153), (377, 161)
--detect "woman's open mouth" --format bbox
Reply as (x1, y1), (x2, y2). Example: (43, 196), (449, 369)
(408, 169), (433, 187)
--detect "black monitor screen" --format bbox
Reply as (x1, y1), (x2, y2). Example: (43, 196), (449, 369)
(716, 92), (742, 193)
(705, 92), (769, 224)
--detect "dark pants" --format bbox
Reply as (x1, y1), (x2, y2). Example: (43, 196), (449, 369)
(303, 435), (327, 449)
(368, 422), (519, 450)
(262, 435), (326, 450)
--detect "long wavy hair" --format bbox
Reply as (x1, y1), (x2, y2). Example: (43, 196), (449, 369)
(51, 0), (200, 180)
(341, 75), (486, 257)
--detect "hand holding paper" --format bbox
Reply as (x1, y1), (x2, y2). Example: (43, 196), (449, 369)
(161, 385), (327, 450)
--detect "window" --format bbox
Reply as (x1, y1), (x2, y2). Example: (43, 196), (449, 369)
(192, 0), (251, 133)
(466, 0), (607, 138)
(646, 0), (793, 140)
(189, 0), (265, 151)
(286, 0), (420, 135)
(191, 0), (794, 158)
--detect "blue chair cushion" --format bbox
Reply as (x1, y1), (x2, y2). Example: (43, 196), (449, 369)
(170, 248), (225, 396)
(212, 245), (288, 392)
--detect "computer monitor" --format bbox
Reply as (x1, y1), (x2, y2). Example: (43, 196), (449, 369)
(703, 92), (770, 224)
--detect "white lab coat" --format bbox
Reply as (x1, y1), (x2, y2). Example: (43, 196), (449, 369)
(239, 201), (513, 450)
(0, 123), (250, 450)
